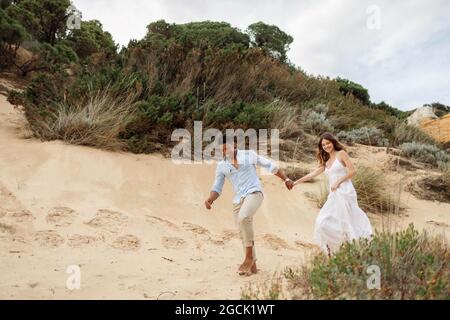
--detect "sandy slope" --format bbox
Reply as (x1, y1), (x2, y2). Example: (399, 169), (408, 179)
(0, 91), (448, 300)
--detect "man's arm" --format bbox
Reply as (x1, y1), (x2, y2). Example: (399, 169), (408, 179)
(205, 166), (225, 210)
(273, 168), (288, 180)
(205, 191), (220, 210)
(274, 169), (294, 190)
(255, 152), (294, 190)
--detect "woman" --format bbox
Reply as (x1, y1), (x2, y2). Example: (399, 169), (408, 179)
(293, 132), (372, 254)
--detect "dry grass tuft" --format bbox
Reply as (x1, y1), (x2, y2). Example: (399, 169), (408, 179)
(284, 166), (313, 182)
(27, 88), (137, 150)
(306, 166), (404, 214)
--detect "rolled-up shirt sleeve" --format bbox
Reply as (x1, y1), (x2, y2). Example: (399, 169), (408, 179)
(211, 165), (225, 194)
(255, 152), (278, 174)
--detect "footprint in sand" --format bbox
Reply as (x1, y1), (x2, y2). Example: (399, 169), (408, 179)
(85, 209), (128, 233)
(221, 230), (240, 240)
(111, 235), (141, 251)
(46, 207), (77, 227)
(182, 222), (209, 235)
(203, 229), (242, 246)
(145, 215), (179, 230)
(67, 234), (100, 248)
(208, 230), (239, 245)
(4, 210), (35, 223)
(0, 222), (16, 234)
(33, 230), (65, 248)
(260, 234), (292, 250)
(294, 240), (318, 250)
(0, 184), (22, 212)
(209, 238), (226, 245)
(0, 222), (16, 241)
(161, 236), (187, 249)
(426, 220), (449, 228)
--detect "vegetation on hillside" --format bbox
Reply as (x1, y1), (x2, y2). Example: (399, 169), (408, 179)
(242, 225), (449, 300)
(1, 0), (446, 159)
(400, 142), (449, 169)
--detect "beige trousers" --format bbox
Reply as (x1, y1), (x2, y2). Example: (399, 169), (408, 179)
(233, 192), (264, 257)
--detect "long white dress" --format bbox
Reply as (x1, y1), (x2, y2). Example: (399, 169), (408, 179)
(314, 159), (373, 253)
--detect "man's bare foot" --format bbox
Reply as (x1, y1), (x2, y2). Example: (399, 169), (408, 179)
(251, 262), (257, 274)
(238, 260), (257, 275)
(238, 258), (256, 276)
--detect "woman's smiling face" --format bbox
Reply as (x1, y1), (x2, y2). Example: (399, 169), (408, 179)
(321, 139), (334, 154)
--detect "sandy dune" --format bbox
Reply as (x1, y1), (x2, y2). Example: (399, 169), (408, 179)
(0, 92), (448, 299)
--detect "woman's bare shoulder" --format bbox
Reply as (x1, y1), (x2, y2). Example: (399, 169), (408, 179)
(337, 150), (349, 158)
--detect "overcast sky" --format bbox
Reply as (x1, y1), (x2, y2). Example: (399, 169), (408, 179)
(71, 0), (450, 111)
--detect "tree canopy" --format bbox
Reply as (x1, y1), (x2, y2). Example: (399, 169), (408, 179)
(247, 21), (293, 62)
(5, 0), (72, 45)
(65, 19), (117, 59)
(336, 77), (371, 106)
(144, 20), (250, 50)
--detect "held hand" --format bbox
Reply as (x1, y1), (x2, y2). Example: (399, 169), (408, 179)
(204, 199), (213, 210)
(285, 179), (294, 190)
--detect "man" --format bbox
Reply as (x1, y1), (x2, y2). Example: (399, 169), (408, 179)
(204, 135), (293, 276)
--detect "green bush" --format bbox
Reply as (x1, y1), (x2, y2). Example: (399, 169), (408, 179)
(206, 101), (273, 129)
(0, 7), (29, 68)
(326, 95), (395, 134)
(337, 126), (388, 147)
(370, 101), (407, 119)
(246, 21), (293, 62)
(5, 0), (71, 45)
(7, 89), (25, 106)
(391, 122), (437, 146)
(301, 109), (334, 135)
(298, 225), (449, 299)
(400, 142), (449, 168)
(65, 19), (117, 59)
(336, 77), (370, 106)
(242, 225), (449, 300)
(23, 72), (67, 111)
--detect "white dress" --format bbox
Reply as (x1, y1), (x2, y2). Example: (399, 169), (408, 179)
(314, 159), (373, 252)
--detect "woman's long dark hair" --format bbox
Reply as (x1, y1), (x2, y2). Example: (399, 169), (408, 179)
(316, 132), (347, 166)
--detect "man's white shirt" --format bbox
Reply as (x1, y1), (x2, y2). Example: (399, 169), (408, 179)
(211, 149), (278, 204)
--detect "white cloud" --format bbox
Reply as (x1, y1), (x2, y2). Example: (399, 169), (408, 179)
(71, 0), (450, 110)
